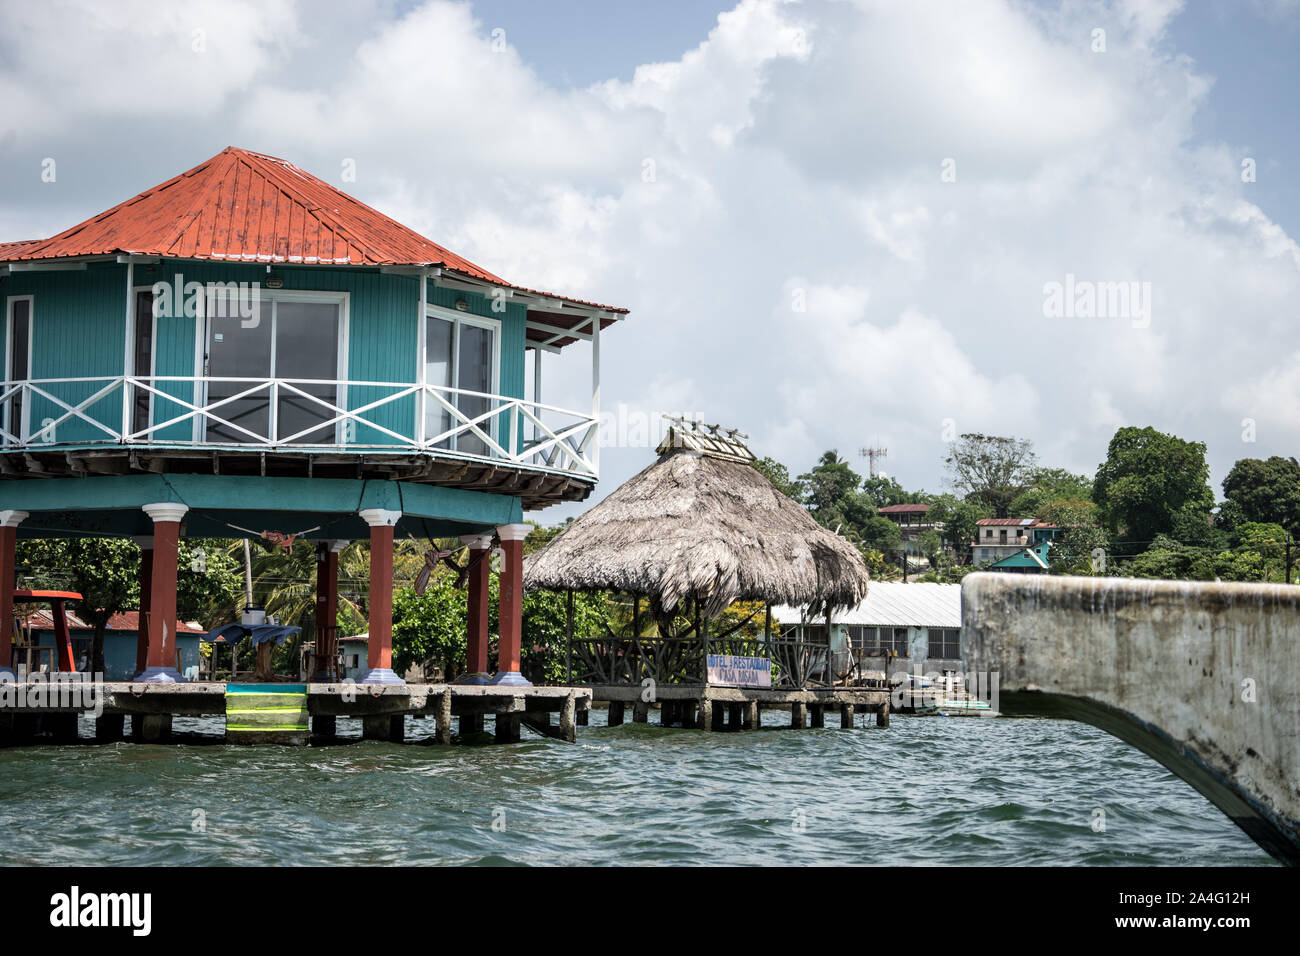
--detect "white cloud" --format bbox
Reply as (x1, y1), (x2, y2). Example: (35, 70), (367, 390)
(2, 0), (1298, 509)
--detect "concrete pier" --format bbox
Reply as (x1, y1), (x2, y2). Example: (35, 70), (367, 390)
(963, 572), (1300, 865)
(0, 682), (592, 747)
(588, 684), (888, 732)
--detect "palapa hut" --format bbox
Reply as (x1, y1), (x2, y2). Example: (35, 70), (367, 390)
(523, 420), (870, 688)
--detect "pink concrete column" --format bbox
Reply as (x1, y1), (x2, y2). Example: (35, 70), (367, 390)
(139, 502), (188, 682)
(490, 523), (531, 686)
(358, 509), (403, 685)
(459, 533), (493, 683)
(0, 510), (27, 677)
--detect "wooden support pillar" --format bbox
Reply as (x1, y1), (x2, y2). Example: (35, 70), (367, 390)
(743, 700), (759, 730)
(436, 690), (453, 745)
(492, 524), (531, 685)
(495, 712), (521, 743)
(460, 714), (484, 736)
(877, 700), (891, 728)
(841, 703), (856, 729)
(139, 503), (187, 682)
(135, 713), (172, 742)
(632, 700), (648, 723)
(0, 511), (24, 677)
(358, 509), (403, 684)
(559, 691), (576, 742)
(810, 703), (824, 728)
(362, 715), (388, 740)
(312, 540), (345, 681)
(680, 700), (696, 729)
(311, 715), (337, 739)
(711, 700), (724, 731)
(134, 537), (153, 677)
(49, 713), (78, 743)
(660, 700), (676, 727)
(576, 708), (589, 727)
(791, 701), (806, 729)
(698, 695), (712, 732)
(727, 702), (742, 731)
(460, 534), (493, 680)
(607, 700), (625, 726)
(95, 713), (125, 742)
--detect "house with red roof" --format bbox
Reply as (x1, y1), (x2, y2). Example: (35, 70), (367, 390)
(15, 607), (206, 680)
(0, 147), (627, 689)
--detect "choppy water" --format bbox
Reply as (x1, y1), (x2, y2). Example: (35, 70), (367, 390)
(0, 711), (1274, 866)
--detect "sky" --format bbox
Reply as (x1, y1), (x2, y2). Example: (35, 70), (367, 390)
(1, 0), (1298, 521)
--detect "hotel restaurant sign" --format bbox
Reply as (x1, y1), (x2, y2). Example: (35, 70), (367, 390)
(706, 654), (772, 688)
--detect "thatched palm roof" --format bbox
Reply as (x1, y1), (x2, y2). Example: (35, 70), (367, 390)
(523, 424), (870, 618)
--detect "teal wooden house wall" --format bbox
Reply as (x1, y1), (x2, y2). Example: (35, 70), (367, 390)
(2, 261), (528, 452)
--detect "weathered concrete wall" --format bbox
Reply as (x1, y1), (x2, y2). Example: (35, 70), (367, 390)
(962, 572), (1300, 864)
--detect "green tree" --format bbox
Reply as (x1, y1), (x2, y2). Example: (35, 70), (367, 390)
(521, 589), (609, 684)
(18, 538), (139, 674)
(752, 456), (801, 499)
(1009, 467), (1093, 515)
(943, 433), (1037, 517)
(1222, 457), (1300, 538)
(926, 494), (992, 564)
(1093, 426), (1214, 544)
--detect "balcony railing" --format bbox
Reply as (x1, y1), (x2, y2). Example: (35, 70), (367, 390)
(0, 376), (598, 480)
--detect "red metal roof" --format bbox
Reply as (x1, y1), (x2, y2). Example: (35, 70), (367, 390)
(976, 517), (1041, 526)
(2, 146), (626, 316)
(878, 503), (930, 514)
(20, 608), (205, 634)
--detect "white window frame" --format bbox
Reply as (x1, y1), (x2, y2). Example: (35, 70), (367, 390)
(5, 295), (34, 444)
(422, 303), (501, 450)
(198, 289), (350, 444)
(130, 285), (158, 437)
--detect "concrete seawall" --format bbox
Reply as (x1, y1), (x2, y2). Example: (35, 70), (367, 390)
(962, 572), (1300, 864)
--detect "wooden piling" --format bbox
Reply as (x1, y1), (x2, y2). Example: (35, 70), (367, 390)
(877, 700), (890, 728)
(840, 703), (855, 729)
(136, 713), (171, 743)
(810, 703), (824, 728)
(744, 700), (759, 730)
(660, 700), (675, 727)
(608, 701), (625, 726)
(727, 702), (742, 731)
(633, 700), (648, 723)
(95, 713), (125, 743)
(711, 701), (725, 731)
(790, 702), (806, 729)
(436, 690), (452, 745)
(495, 713), (521, 743)
(699, 695), (712, 732)
(559, 691), (576, 742)
(576, 708), (589, 727)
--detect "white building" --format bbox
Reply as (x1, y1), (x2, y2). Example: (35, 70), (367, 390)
(771, 581), (963, 678)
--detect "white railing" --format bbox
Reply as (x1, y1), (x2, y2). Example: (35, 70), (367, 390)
(0, 376), (598, 479)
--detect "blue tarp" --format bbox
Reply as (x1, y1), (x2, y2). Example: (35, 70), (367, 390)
(204, 623), (303, 646)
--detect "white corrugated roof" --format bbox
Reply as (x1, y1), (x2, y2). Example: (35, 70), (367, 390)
(772, 582), (961, 628)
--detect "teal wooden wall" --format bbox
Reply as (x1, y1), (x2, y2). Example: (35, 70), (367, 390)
(0, 261), (530, 452)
